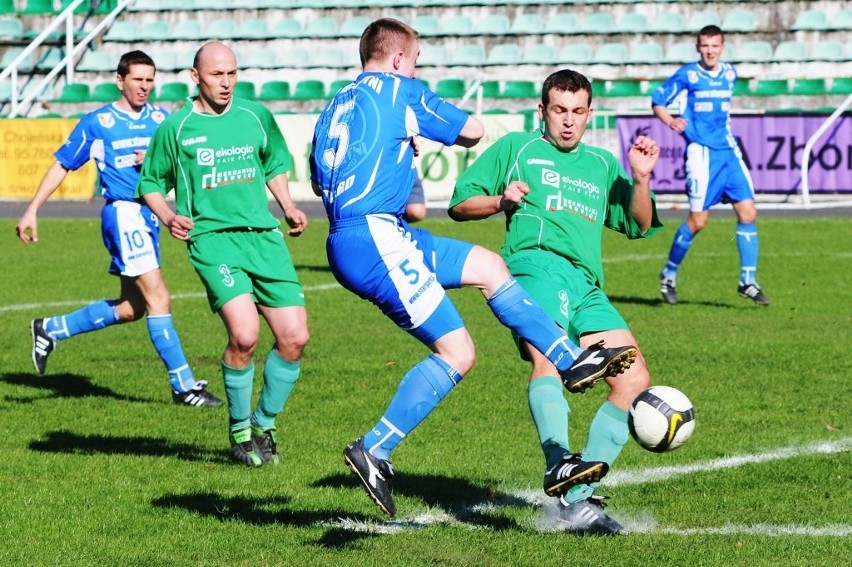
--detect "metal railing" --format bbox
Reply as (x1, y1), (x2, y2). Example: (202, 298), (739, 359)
(800, 93), (852, 207)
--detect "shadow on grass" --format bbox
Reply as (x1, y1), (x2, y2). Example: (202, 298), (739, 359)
(314, 471), (528, 532)
(1, 372), (150, 403)
(29, 430), (230, 464)
(294, 263), (332, 274)
(608, 295), (737, 309)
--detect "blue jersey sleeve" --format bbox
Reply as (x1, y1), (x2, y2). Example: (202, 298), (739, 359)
(54, 114), (97, 172)
(408, 82), (470, 147)
(651, 65), (689, 109)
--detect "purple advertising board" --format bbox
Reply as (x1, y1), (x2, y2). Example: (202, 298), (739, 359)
(616, 114), (851, 194)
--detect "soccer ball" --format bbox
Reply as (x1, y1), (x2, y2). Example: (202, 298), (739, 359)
(628, 386), (695, 452)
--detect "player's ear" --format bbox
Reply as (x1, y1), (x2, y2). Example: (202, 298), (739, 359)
(189, 67), (200, 85)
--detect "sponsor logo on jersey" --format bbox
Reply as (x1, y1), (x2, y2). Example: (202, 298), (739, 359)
(97, 113), (115, 128)
(216, 144), (255, 160)
(687, 70), (699, 84)
(114, 154), (137, 169)
(111, 136), (151, 150)
(725, 69), (735, 82)
(541, 168), (560, 188)
(182, 136), (208, 147)
(563, 174), (600, 196)
(197, 148), (215, 166)
(127, 122), (148, 130)
(151, 111), (165, 123)
(527, 158), (554, 166)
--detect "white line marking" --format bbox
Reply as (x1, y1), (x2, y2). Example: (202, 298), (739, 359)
(0, 282), (342, 314)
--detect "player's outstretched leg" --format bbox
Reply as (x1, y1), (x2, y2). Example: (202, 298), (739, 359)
(659, 272), (678, 305)
(544, 453), (609, 497)
(560, 341), (637, 394)
(172, 380), (224, 407)
(343, 437), (397, 516)
(31, 318), (56, 375)
(557, 494), (623, 535)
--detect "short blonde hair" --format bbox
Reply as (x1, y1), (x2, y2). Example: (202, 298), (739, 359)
(359, 18), (418, 67)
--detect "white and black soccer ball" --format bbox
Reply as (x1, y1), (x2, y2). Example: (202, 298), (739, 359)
(628, 386), (695, 452)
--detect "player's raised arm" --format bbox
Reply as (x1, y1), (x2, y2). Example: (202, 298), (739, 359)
(454, 115), (485, 148)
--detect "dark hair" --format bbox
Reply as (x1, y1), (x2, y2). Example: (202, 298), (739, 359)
(541, 69), (593, 107)
(697, 25), (724, 42)
(359, 18), (418, 67)
(116, 50), (155, 77)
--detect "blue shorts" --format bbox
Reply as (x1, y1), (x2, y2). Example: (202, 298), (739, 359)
(684, 143), (755, 212)
(100, 201), (161, 277)
(327, 214), (472, 345)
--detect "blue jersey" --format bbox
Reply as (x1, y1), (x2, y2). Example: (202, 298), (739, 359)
(55, 103), (168, 202)
(651, 62), (738, 151)
(310, 72), (469, 220)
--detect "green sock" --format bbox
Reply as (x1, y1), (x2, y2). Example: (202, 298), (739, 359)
(528, 376), (571, 470)
(566, 401), (629, 504)
(251, 349), (301, 431)
(222, 360), (255, 433)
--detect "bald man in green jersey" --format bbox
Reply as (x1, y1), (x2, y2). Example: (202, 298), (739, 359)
(449, 69), (662, 535)
(136, 42), (309, 468)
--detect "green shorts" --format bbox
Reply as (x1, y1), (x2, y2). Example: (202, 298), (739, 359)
(506, 249), (628, 349)
(188, 229), (304, 312)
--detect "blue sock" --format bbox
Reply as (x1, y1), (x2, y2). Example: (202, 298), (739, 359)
(147, 314), (196, 393)
(565, 401), (629, 504)
(528, 376), (571, 470)
(662, 222), (695, 280)
(44, 301), (119, 340)
(251, 350), (300, 431)
(363, 355), (461, 461)
(487, 278), (582, 371)
(222, 360), (255, 432)
(736, 222), (758, 285)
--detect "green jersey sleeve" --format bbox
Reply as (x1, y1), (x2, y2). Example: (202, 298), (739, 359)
(135, 120), (177, 199)
(258, 107), (293, 182)
(450, 135), (514, 208)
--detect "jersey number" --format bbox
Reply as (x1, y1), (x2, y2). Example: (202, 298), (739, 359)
(399, 259), (420, 285)
(122, 230), (145, 251)
(323, 99), (355, 168)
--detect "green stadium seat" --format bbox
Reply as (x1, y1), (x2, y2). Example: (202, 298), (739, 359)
(53, 83), (90, 103)
(78, 50), (115, 72)
(558, 43), (592, 65)
(478, 80), (500, 98)
(311, 47), (355, 69)
(451, 44), (486, 66)
(234, 81), (256, 100)
(687, 10), (721, 31)
(243, 48), (277, 69)
(752, 79), (790, 97)
(510, 13), (543, 35)
(486, 43), (520, 66)
(328, 79), (352, 95)
(270, 17), (302, 39)
(722, 9), (758, 33)
(644, 80), (663, 96)
(521, 43), (555, 65)
(545, 13), (578, 34)
(476, 14), (510, 35)
(810, 40), (845, 62)
(791, 9), (828, 31)
(153, 82), (190, 102)
(291, 79), (326, 101)
(772, 41), (808, 62)
(418, 44), (448, 67)
(278, 47), (310, 68)
(258, 80), (290, 101)
(628, 42), (664, 65)
(21, 0), (56, 15)
(237, 18), (268, 40)
(828, 77), (852, 95)
(304, 17), (337, 38)
(664, 42), (695, 64)
(736, 40), (773, 63)
(500, 80), (538, 99)
(0, 18), (24, 41)
(518, 108), (540, 132)
(36, 48), (63, 70)
(339, 16), (370, 38)
(104, 20), (140, 42)
(208, 19), (237, 40)
(733, 79), (753, 97)
(90, 82), (120, 102)
(443, 15), (475, 36)
(592, 43), (629, 65)
(649, 12), (685, 34)
(435, 78), (466, 99)
(789, 79), (828, 96)
(411, 15), (440, 36)
(835, 9), (852, 30)
(0, 81), (11, 102)
(0, 0), (15, 14)
(139, 21), (171, 41)
(604, 80), (644, 98)
(580, 12), (614, 34)
(1, 48), (34, 72)
(616, 13), (648, 34)
(172, 20), (203, 40)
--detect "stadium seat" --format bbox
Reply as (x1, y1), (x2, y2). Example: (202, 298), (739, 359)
(1, 48), (33, 72)
(237, 19), (269, 40)
(687, 11), (721, 31)
(208, 19), (237, 40)
(234, 81), (256, 100)
(77, 50), (114, 72)
(278, 47), (310, 68)
(510, 13), (543, 35)
(435, 78), (466, 98)
(722, 9), (758, 33)
(791, 9), (828, 31)
(592, 43), (629, 65)
(36, 48), (63, 71)
(478, 80), (500, 98)
(616, 13), (648, 34)
(90, 82), (120, 102)
(649, 12), (685, 34)
(270, 17), (303, 39)
(789, 79), (828, 96)
(451, 44), (486, 66)
(521, 43), (555, 65)
(311, 47), (356, 69)
(328, 79), (352, 95)
(0, 0), (15, 14)
(243, 48), (277, 69)
(604, 80), (643, 98)
(835, 9), (852, 30)
(418, 44), (448, 67)
(665, 42), (696, 64)
(736, 40), (773, 63)
(580, 12), (614, 34)
(0, 82), (13, 102)
(486, 43), (520, 66)
(558, 43), (592, 65)
(476, 14), (510, 35)
(153, 82), (190, 102)
(339, 16), (370, 38)
(258, 80), (290, 101)
(411, 15), (439, 36)
(733, 79), (753, 97)
(0, 18), (24, 41)
(442, 15), (475, 36)
(104, 20), (140, 42)
(291, 79), (326, 100)
(21, 0), (56, 15)
(828, 77), (852, 95)
(752, 79), (790, 97)
(628, 42), (664, 65)
(772, 41), (808, 62)
(810, 40), (845, 62)
(305, 17), (338, 38)
(139, 20), (171, 41)
(53, 83), (91, 103)
(545, 13), (579, 35)
(500, 80), (537, 99)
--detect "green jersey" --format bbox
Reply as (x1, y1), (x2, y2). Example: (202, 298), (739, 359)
(451, 131), (662, 287)
(135, 98), (293, 237)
